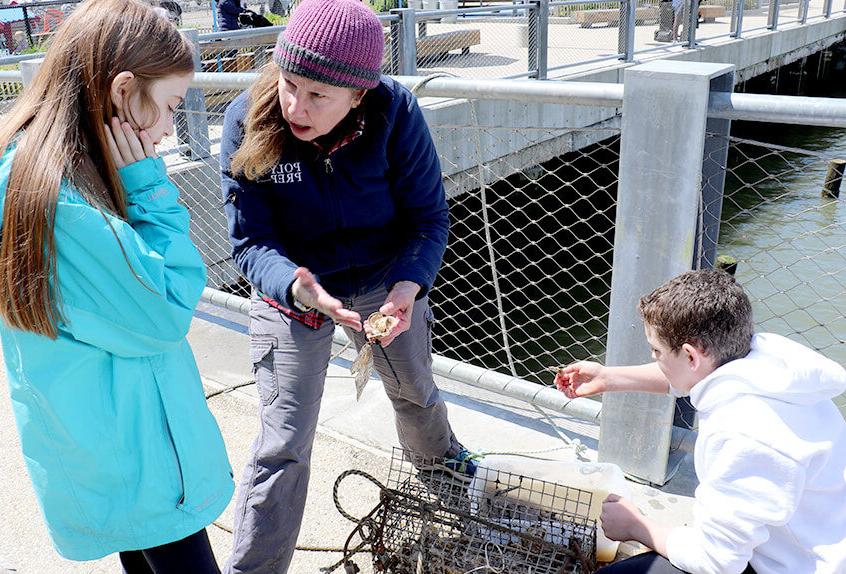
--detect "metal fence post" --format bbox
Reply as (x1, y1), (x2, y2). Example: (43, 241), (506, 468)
(22, 6), (34, 49)
(536, 0), (549, 79)
(730, 0), (745, 37)
(822, 0), (832, 17)
(600, 61), (735, 485)
(528, 1), (539, 77)
(798, 0), (810, 22)
(390, 8), (418, 76)
(177, 29), (211, 160)
(686, 0), (697, 47)
(767, 0), (780, 29)
(618, 0), (635, 61)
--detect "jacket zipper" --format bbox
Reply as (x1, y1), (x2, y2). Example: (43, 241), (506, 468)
(164, 417), (186, 507)
(324, 157), (333, 174)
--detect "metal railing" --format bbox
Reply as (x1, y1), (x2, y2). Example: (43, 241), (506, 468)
(3, 59), (846, 483)
(2, 0), (843, 79)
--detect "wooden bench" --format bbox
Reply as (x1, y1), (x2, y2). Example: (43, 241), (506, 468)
(416, 28), (481, 59)
(574, 6), (659, 28)
(698, 4), (726, 22)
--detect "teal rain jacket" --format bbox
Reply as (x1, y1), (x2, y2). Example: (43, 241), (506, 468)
(0, 149), (234, 560)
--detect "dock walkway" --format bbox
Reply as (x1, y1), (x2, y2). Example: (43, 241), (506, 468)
(0, 302), (696, 573)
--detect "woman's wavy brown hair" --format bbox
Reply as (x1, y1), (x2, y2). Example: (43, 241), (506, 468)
(0, 0), (195, 338)
(230, 63), (287, 180)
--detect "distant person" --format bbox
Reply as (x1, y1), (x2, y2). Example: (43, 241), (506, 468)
(217, 0), (245, 30)
(218, 0), (478, 571)
(672, 0), (684, 41)
(158, 0), (183, 25)
(0, 0), (233, 571)
(554, 270), (846, 574)
(269, 0), (290, 16)
(12, 30), (27, 52)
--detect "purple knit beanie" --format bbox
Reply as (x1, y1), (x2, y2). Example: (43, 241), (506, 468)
(273, 0), (384, 89)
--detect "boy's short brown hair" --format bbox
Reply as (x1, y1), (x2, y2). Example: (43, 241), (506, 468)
(638, 269), (754, 367)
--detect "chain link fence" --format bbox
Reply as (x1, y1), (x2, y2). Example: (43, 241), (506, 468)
(430, 123), (619, 384)
(0, 73), (844, 417)
(703, 130), (846, 415)
(169, 91), (623, 386)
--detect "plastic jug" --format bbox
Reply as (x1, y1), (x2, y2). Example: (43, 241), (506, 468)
(467, 455), (631, 563)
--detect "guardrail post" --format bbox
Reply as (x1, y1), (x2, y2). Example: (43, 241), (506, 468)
(685, 0), (697, 47)
(601, 61), (735, 485)
(618, 0), (636, 61)
(730, 0), (745, 37)
(767, 0), (780, 29)
(822, 0), (832, 17)
(177, 29), (211, 160)
(390, 8), (417, 76)
(798, 0), (810, 22)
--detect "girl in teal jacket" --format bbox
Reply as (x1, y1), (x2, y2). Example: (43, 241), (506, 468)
(0, 0), (233, 570)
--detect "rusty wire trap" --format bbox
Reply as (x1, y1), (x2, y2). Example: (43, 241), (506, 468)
(322, 448), (597, 574)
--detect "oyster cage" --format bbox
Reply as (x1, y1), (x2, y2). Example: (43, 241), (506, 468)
(324, 448), (597, 574)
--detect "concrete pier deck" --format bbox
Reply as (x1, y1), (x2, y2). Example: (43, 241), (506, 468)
(0, 302), (696, 573)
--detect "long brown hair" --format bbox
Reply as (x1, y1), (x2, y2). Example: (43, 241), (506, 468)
(230, 63), (287, 180)
(0, 0), (195, 338)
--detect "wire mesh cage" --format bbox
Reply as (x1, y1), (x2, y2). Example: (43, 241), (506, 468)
(327, 448), (597, 574)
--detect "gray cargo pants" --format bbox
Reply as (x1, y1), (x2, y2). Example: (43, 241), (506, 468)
(225, 286), (461, 574)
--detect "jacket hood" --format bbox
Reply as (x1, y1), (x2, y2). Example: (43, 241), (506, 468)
(691, 333), (846, 412)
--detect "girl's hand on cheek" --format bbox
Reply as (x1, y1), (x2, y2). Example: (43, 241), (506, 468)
(105, 117), (156, 168)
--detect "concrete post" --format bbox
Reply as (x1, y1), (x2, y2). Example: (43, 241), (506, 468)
(20, 58), (42, 87)
(672, 69), (736, 431)
(390, 8), (418, 76)
(177, 29), (211, 160)
(618, 0), (636, 61)
(600, 61), (736, 485)
(767, 0), (780, 29)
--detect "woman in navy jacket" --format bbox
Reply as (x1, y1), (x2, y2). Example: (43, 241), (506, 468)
(218, 0), (477, 571)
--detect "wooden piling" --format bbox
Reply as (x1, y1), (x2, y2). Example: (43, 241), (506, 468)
(716, 254), (738, 276)
(822, 159), (845, 199)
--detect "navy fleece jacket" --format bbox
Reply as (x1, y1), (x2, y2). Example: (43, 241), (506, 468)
(220, 76), (449, 309)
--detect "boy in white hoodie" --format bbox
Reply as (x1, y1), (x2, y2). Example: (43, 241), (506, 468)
(555, 269), (846, 574)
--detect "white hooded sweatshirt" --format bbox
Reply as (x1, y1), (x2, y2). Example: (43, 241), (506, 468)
(666, 333), (846, 574)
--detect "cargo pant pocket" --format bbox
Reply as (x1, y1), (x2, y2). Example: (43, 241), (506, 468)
(250, 334), (279, 406)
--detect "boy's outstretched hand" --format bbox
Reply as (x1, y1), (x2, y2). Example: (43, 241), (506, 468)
(554, 361), (607, 398)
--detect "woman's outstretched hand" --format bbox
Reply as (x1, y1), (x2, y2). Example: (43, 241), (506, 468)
(104, 117), (157, 169)
(291, 267), (362, 331)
